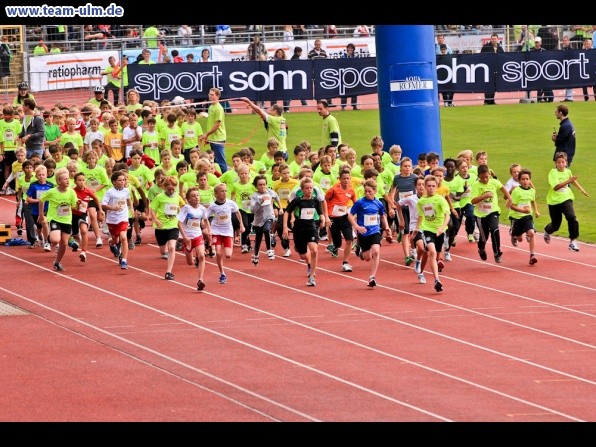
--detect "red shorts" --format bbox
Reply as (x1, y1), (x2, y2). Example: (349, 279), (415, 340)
(108, 221), (129, 241)
(211, 234), (233, 249)
(183, 235), (204, 253)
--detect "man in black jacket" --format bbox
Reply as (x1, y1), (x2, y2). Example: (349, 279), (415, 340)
(19, 98), (45, 159)
(480, 33), (504, 105)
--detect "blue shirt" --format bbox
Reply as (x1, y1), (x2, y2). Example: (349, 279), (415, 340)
(350, 196), (386, 237)
(27, 181), (54, 215)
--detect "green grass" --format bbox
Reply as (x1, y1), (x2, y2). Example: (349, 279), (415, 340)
(221, 101), (594, 244)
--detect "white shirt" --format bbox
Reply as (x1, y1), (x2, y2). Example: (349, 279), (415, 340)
(101, 187), (130, 224)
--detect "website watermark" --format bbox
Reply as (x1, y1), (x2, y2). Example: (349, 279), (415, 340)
(4, 3), (124, 18)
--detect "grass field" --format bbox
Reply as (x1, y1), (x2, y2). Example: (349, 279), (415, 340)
(221, 101), (594, 244)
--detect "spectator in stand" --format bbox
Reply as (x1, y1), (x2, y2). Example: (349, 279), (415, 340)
(83, 25), (105, 50)
(537, 25), (559, 51)
(247, 33), (267, 60)
(215, 25), (232, 45)
(171, 49), (184, 63)
(142, 25), (160, 48)
(282, 25), (294, 42)
(353, 25), (370, 38)
(515, 25), (535, 51)
(308, 39), (334, 106)
(582, 39), (596, 101)
(340, 43), (359, 111)
(435, 34), (452, 55)
(533, 37), (553, 103)
(178, 25), (193, 46)
(271, 48), (290, 112)
(480, 33), (504, 105)
(293, 25), (306, 39)
(138, 48), (155, 65)
(291, 46), (308, 107)
(325, 25), (338, 38)
(561, 35), (574, 101)
(33, 39), (48, 56)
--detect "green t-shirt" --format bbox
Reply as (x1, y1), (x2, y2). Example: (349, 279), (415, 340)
(159, 125), (182, 150)
(0, 119), (23, 151)
(471, 177), (504, 218)
(17, 173), (34, 200)
(313, 169), (337, 193)
(443, 175), (466, 209)
(457, 172), (477, 208)
(546, 168), (575, 205)
(180, 121), (203, 150)
(198, 187), (215, 207)
(509, 186), (536, 220)
(80, 164), (110, 201)
(60, 132), (84, 151)
(264, 114), (287, 153)
(230, 181), (256, 213)
(141, 130), (160, 164)
(321, 114), (341, 147)
(149, 191), (181, 229)
(206, 103), (226, 142)
(128, 164), (154, 190)
(44, 123), (62, 145)
(417, 193), (449, 233)
(143, 26), (159, 48)
(41, 187), (78, 224)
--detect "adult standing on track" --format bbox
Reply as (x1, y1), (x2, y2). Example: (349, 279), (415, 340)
(316, 100), (341, 149)
(551, 104), (576, 166)
(18, 98), (45, 160)
(199, 88), (228, 173)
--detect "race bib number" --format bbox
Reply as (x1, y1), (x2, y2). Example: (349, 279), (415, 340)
(4, 130), (14, 141)
(478, 201), (493, 213)
(185, 129), (196, 138)
(116, 199), (126, 208)
(320, 178), (331, 189)
(36, 190), (44, 199)
(110, 137), (121, 147)
(189, 217), (201, 228)
(332, 204), (347, 216)
(57, 204), (70, 216)
(422, 203), (435, 218)
(278, 188), (290, 199)
(78, 200), (88, 213)
(164, 202), (178, 216)
(363, 213), (379, 226)
(260, 195), (271, 207)
(87, 179), (100, 188)
(216, 213), (229, 224)
(300, 207), (315, 220)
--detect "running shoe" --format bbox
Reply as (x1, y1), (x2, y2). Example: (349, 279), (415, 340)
(128, 239), (135, 250)
(241, 244), (249, 254)
(326, 244), (336, 254)
(96, 238), (103, 248)
(79, 251), (86, 262)
(43, 242), (51, 252)
(252, 255), (259, 266)
(120, 260), (128, 270)
(405, 256), (415, 266)
(176, 240), (184, 251)
(434, 279), (443, 292)
(468, 234), (475, 243)
(437, 259), (445, 272)
(444, 251), (452, 262)
(306, 275), (316, 286)
(70, 239), (79, 252)
(267, 249), (275, 260)
(511, 235), (518, 247)
(197, 279), (206, 291)
(342, 263), (353, 272)
(53, 262), (64, 271)
(368, 276), (376, 287)
(495, 252), (503, 263)
(543, 231), (551, 244)
(165, 272), (174, 280)
(161, 252), (169, 260)
(569, 241), (580, 252)
(219, 273), (227, 284)
(283, 248), (292, 257)
(418, 273), (426, 284)
(135, 235), (142, 245)
(331, 248), (339, 258)
(478, 249), (487, 261)
(529, 254), (538, 265)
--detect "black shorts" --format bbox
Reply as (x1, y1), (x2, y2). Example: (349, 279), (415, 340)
(293, 224), (319, 255)
(421, 230), (444, 251)
(49, 220), (72, 234)
(71, 213), (88, 235)
(398, 206), (410, 230)
(357, 232), (382, 252)
(330, 215), (354, 241)
(134, 199), (146, 213)
(88, 199), (98, 210)
(411, 230), (424, 245)
(155, 227), (179, 246)
(3, 150), (17, 166)
(511, 215), (534, 237)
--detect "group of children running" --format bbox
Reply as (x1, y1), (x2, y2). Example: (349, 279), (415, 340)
(1, 95), (589, 293)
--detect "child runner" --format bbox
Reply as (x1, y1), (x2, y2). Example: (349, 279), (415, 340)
(178, 186), (211, 291)
(80, 149), (110, 247)
(415, 175), (450, 292)
(398, 176), (428, 283)
(283, 177), (325, 287)
(71, 172), (105, 261)
(471, 164), (512, 263)
(39, 167), (78, 271)
(26, 164), (54, 251)
(204, 183), (245, 284)
(456, 157), (478, 242)
(250, 174), (281, 265)
(543, 152), (589, 252)
(348, 179), (390, 288)
(16, 160), (35, 244)
(101, 170), (133, 269)
(508, 169), (541, 265)
(149, 175), (183, 280)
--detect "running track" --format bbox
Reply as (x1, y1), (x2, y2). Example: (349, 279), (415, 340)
(0, 194), (594, 422)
